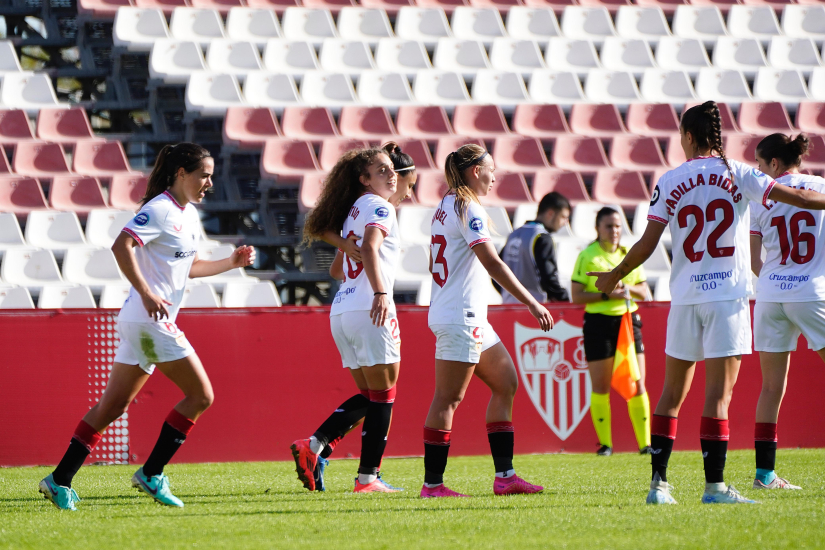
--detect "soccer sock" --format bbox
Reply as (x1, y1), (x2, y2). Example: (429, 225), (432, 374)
(755, 422), (778, 484)
(320, 435), (342, 460)
(700, 417), (729, 485)
(52, 420), (103, 488)
(357, 387), (395, 483)
(628, 393), (651, 449)
(590, 392), (612, 448)
(487, 422), (515, 478)
(142, 409), (195, 478)
(423, 427), (451, 487)
(650, 415), (677, 482)
(314, 391), (370, 453)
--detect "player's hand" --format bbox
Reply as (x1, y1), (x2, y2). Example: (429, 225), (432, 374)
(230, 245), (256, 268)
(610, 287), (629, 299)
(343, 234), (362, 263)
(141, 291), (172, 321)
(370, 293), (390, 327)
(528, 301), (554, 332)
(587, 271), (619, 294)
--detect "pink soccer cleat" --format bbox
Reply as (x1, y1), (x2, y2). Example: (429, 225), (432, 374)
(353, 478), (401, 493)
(420, 484), (470, 498)
(493, 475), (544, 495)
(290, 439), (318, 491)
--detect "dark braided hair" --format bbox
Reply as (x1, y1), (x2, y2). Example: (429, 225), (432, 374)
(382, 141), (415, 173)
(142, 143), (212, 206)
(756, 133), (810, 170)
(681, 101), (733, 184)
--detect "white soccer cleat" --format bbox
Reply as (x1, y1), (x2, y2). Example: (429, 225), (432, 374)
(753, 476), (801, 490)
(701, 484), (759, 504)
(646, 473), (677, 505)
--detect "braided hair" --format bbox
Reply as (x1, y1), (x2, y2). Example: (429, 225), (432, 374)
(681, 101), (733, 184)
(142, 143), (212, 206)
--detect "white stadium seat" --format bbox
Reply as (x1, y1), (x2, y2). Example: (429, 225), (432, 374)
(584, 69), (642, 107)
(0, 40), (23, 73)
(640, 68), (698, 107)
(374, 38), (433, 79)
(553, 236), (591, 296)
(394, 7), (453, 49)
(471, 69), (530, 112)
(570, 202), (631, 240)
(412, 70), (471, 106)
(299, 72), (358, 110)
(186, 72), (245, 116)
(485, 205), (512, 251)
(226, 7), (282, 47)
(113, 8), (170, 52)
(38, 284), (97, 309)
(169, 7), (227, 47)
(0, 248), (64, 290)
(99, 284), (131, 309)
(600, 37), (657, 78)
(614, 6), (671, 44)
(1, 72), (68, 113)
(489, 38), (546, 78)
(544, 38), (602, 77)
(633, 201), (671, 249)
(451, 7), (507, 47)
(0, 285), (35, 309)
(205, 40), (263, 82)
(395, 245), (432, 306)
(654, 37), (711, 77)
(242, 72), (302, 113)
(62, 246), (126, 291)
(24, 211), (86, 259)
(397, 206), (435, 246)
(85, 209), (134, 249)
(712, 37), (768, 79)
(356, 71), (416, 109)
(727, 5), (781, 45)
(262, 39), (322, 76)
(767, 37), (823, 77)
(0, 212), (26, 258)
(753, 68), (811, 105)
(433, 38), (491, 78)
(505, 7), (561, 41)
(672, 6), (728, 46)
(223, 281), (282, 307)
(150, 40), (208, 85)
(319, 39), (377, 76)
(281, 8), (338, 47)
(781, 5), (825, 45)
(694, 67), (753, 103)
(809, 67), (825, 101)
(181, 282), (221, 307)
(560, 6), (617, 46)
(337, 7), (395, 46)
(652, 276), (671, 301)
(527, 70), (586, 108)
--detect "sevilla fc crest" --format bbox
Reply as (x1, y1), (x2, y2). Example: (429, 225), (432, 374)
(515, 320), (590, 441)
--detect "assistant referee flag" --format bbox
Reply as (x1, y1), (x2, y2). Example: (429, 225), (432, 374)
(611, 310), (640, 401)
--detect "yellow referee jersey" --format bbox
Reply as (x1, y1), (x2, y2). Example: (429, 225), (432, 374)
(571, 241), (646, 316)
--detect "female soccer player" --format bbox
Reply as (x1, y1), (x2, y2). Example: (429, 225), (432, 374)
(589, 101), (825, 505)
(422, 144), (553, 498)
(39, 143), (255, 510)
(571, 207), (651, 456)
(292, 148), (403, 494)
(749, 133), (825, 491)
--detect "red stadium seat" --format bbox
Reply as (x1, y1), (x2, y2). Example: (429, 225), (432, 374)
(551, 136), (610, 172)
(741, 0), (792, 5)
(260, 138), (322, 183)
(395, 106), (455, 141)
(299, 173), (326, 213)
(802, 135), (825, 171)
(609, 135), (668, 171)
(492, 135), (551, 172)
(479, 172), (533, 210)
(223, 107), (282, 150)
(452, 105), (511, 140)
(77, 0), (132, 19)
(0, 176), (48, 218)
(391, 139), (437, 170)
(625, 103), (680, 139)
(665, 134), (687, 167)
(318, 138), (370, 170)
(415, 0), (469, 15)
(591, 169), (650, 206)
(12, 142), (71, 177)
(531, 169), (590, 204)
(281, 107), (340, 143)
(189, 0), (244, 14)
(650, 166), (671, 193)
(244, 0), (301, 14)
(724, 134), (763, 167)
(796, 102), (825, 134)
(683, 102), (739, 132)
(414, 170), (450, 206)
(110, 173), (148, 211)
(73, 140), (133, 176)
(360, 0), (415, 16)
(36, 108), (95, 144)
(0, 145), (10, 174)
(511, 104), (571, 143)
(48, 175), (107, 218)
(434, 136), (486, 169)
(134, 0), (188, 15)
(0, 109), (35, 148)
(339, 107), (398, 140)
(737, 102), (794, 135)
(568, 103), (628, 138)
(634, 0), (688, 15)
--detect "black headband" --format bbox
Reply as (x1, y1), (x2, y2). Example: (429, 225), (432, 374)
(455, 151), (488, 171)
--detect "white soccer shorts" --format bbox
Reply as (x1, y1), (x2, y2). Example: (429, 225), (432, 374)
(665, 297), (752, 362)
(113, 320), (195, 374)
(430, 322), (501, 364)
(330, 310), (401, 369)
(754, 301), (825, 353)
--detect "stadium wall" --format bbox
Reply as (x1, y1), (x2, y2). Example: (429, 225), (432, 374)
(2, 303), (824, 467)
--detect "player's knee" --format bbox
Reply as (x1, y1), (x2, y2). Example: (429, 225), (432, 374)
(193, 389), (214, 413)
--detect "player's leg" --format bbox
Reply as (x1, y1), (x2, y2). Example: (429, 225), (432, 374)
(628, 314), (651, 453)
(754, 351), (797, 489)
(586, 357), (614, 455)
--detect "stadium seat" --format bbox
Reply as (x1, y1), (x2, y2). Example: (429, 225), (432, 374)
(245, 0), (301, 14)
(36, 108), (95, 144)
(489, 38), (546, 77)
(433, 38), (492, 78)
(694, 67), (753, 103)
(727, 5), (781, 44)
(531, 169), (589, 204)
(318, 138), (368, 170)
(767, 37), (823, 77)
(223, 281), (283, 307)
(356, 71), (416, 108)
(753, 68), (810, 104)
(560, 6), (617, 45)
(150, 40), (208, 85)
(180, 282), (222, 307)
(725, 133), (762, 166)
(361, 0), (415, 16)
(652, 275), (671, 301)
(24, 211), (87, 258)
(170, 8), (227, 46)
(664, 134), (687, 166)
(0, 286), (35, 309)
(781, 5), (825, 44)
(0, 212), (26, 257)
(397, 205), (436, 245)
(394, 7), (453, 48)
(12, 142), (71, 177)
(527, 70), (587, 107)
(609, 136), (667, 171)
(374, 38), (433, 78)
(640, 68), (698, 106)
(544, 38), (602, 77)
(337, 7), (395, 46)
(505, 7), (562, 40)
(803, 135), (825, 171)
(0, 40), (23, 73)
(413, 70), (472, 106)
(85, 209), (135, 248)
(243, 72), (302, 112)
(206, 40), (264, 81)
(577, 0), (631, 13)
(38, 284), (97, 309)
(109, 174), (148, 211)
(0, 145), (10, 173)
(298, 172), (326, 211)
(591, 168), (650, 206)
(635, 0), (687, 16)
(262, 39), (322, 76)
(393, 139), (437, 170)
(339, 106), (397, 139)
(737, 101), (794, 134)
(511, 104), (570, 142)
(551, 136), (610, 172)
(687, 0), (739, 15)
(483, 205), (513, 250)
(113, 7), (171, 52)
(654, 37), (711, 76)
(77, 0), (132, 19)
(281, 106), (340, 142)
(625, 103), (680, 138)
(281, 8), (339, 47)
(0, 109), (35, 148)
(568, 103), (627, 137)
(416, 0), (470, 16)
(570, 201), (631, 239)
(186, 72), (245, 116)
(0, 248), (63, 290)
(600, 37), (657, 77)
(226, 7), (282, 46)
(583, 69), (642, 106)
(470, 70), (530, 111)
(795, 101), (825, 134)
(223, 107), (281, 150)
(491, 136), (549, 172)
(412, 170), (449, 206)
(632, 200), (671, 245)
(300, 72), (358, 110)
(99, 284), (131, 309)
(452, 104), (510, 139)
(451, 7), (508, 46)
(189, 0), (244, 15)
(672, 6), (728, 45)
(302, 0), (357, 14)
(0, 176), (49, 218)
(712, 37), (768, 78)
(433, 136), (486, 168)
(615, 6), (672, 43)
(468, 0), (524, 14)
(808, 68), (825, 101)
(72, 140), (132, 177)
(48, 176), (107, 218)
(135, 0), (188, 15)
(395, 105), (455, 141)
(478, 171), (532, 210)
(260, 138), (321, 182)
(1, 73), (68, 114)
(394, 244), (432, 305)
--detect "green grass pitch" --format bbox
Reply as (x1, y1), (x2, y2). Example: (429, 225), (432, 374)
(2, 449), (824, 549)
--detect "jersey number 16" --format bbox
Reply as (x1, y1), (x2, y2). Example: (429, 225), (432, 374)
(770, 212), (816, 265)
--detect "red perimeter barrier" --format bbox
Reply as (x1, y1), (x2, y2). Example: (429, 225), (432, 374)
(2, 303), (824, 467)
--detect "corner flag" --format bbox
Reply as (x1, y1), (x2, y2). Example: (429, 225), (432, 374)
(611, 310), (640, 401)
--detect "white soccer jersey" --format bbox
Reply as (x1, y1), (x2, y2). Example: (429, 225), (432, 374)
(648, 157), (775, 305)
(119, 191), (202, 323)
(750, 173), (825, 302)
(330, 193), (401, 315)
(428, 194), (494, 326)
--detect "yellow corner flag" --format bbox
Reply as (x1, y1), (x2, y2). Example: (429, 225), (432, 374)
(612, 310), (641, 402)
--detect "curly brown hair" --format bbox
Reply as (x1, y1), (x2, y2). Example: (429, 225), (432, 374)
(303, 147), (386, 244)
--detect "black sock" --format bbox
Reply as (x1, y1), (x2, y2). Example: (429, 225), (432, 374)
(487, 423), (514, 474)
(424, 444), (450, 485)
(358, 401), (393, 475)
(143, 422), (187, 478)
(320, 444), (335, 460)
(701, 439), (727, 484)
(651, 434), (674, 482)
(52, 439), (91, 488)
(314, 394), (369, 448)
(755, 440), (777, 471)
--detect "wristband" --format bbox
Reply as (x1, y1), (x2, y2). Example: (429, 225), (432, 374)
(374, 292), (387, 296)
(601, 292), (610, 301)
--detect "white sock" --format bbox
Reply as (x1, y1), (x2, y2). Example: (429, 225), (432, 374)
(706, 482), (726, 493)
(423, 482), (442, 488)
(308, 436), (324, 456)
(495, 469), (516, 479)
(358, 473), (377, 485)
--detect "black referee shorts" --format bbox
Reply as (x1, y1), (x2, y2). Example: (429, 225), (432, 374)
(582, 311), (644, 362)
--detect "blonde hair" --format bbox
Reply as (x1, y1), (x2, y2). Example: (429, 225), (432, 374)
(444, 144), (488, 223)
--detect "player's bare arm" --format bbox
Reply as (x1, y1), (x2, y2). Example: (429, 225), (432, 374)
(589, 221), (666, 294)
(750, 235), (763, 276)
(189, 246), (256, 278)
(112, 231), (171, 321)
(322, 230), (362, 263)
(361, 225), (389, 327)
(570, 281), (629, 303)
(329, 250), (345, 281)
(769, 184), (825, 210)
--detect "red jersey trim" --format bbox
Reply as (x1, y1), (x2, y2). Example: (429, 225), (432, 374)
(163, 190), (186, 211)
(122, 227), (145, 247)
(750, 230), (763, 237)
(647, 215), (668, 225)
(687, 155), (715, 162)
(365, 222), (389, 236)
(469, 238), (491, 248)
(762, 180), (776, 207)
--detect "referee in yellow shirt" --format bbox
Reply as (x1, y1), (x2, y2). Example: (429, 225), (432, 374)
(571, 207), (652, 456)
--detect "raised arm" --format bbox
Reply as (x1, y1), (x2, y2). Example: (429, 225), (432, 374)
(322, 230), (361, 263)
(189, 246), (255, 278)
(112, 231), (171, 320)
(769, 184), (825, 210)
(588, 221), (666, 294)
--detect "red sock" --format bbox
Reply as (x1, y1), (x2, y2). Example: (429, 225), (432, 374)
(72, 420), (103, 451)
(700, 417), (730, 441)
(754, 422), (777, 442)
(651, 415), (678, 439)
(165, 409), (196, 436)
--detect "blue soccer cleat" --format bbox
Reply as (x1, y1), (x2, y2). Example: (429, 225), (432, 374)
(131, 467), (184, 507)
(39, 474), (80, 511)
(314, 456), (329, 492)
(702, 485), (759, 504)
(646, 473), (677, 505)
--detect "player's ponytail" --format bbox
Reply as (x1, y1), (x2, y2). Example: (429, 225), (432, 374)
(681, 101), (733, 186)
(143, 142), (212, 206)
(444, 144), (487, 223)
(382, 141), (415, 174)
(756, 133), (811, 170)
